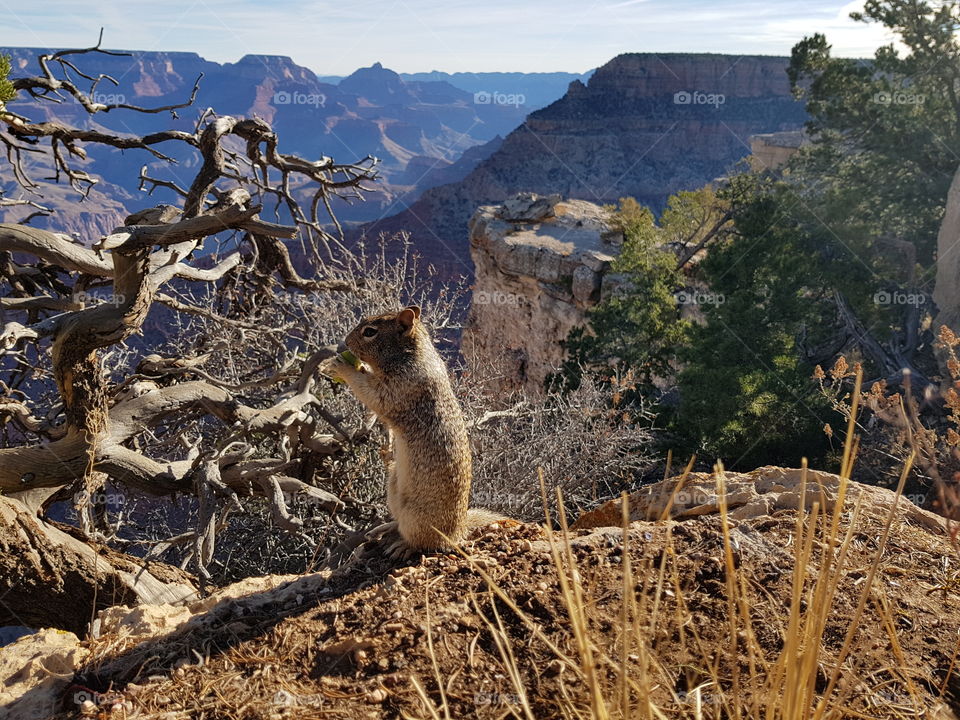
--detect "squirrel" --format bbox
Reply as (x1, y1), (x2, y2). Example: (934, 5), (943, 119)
(320, 305), (503, 558)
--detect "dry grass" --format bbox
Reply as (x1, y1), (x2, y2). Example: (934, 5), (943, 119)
(408, 367), (960, 719)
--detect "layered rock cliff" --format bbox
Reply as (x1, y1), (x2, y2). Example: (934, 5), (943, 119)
(462, 194), (621, 394)
(361, 53), (807, 276)
(0, 49), (542, 236)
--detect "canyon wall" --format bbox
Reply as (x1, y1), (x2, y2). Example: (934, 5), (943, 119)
(361, 53), (808, 277)
(0, 49), (549, 236)
(749, 131), (808, 170)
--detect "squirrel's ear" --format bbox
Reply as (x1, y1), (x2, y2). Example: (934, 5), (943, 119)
(397, 306), (419, 331)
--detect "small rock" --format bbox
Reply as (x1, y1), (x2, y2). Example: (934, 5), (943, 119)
(381, 673), (404, 687)
(499, 192), (561, 222)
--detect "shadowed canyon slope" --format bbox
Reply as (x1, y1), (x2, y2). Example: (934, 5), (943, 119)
(360, 53), (808, 276)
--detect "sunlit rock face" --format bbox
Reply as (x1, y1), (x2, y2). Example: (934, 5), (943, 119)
(463, 194), (623, 395)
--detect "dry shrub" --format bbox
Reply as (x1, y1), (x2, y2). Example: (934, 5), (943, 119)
(460, 374), (656, 522)
(815, 326), (960, 521)
(455, 371), (654, 522)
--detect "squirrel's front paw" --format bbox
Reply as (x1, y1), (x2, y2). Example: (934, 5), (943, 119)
(319, 354), (351, 382)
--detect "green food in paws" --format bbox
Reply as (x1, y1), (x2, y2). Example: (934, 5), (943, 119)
(340, 349), (361, 369)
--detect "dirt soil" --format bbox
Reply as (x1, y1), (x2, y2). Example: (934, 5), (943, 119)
(8, 467), (960, 719)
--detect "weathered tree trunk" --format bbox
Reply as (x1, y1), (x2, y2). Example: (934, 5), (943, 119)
(0, 45), (381, 626)
(0, 493), (197, 635)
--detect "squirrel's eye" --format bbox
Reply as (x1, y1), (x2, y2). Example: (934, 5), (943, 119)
(361, 326), (378, 338)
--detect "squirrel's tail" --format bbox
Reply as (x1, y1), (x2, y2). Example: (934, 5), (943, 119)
(465, 507), (512, 530)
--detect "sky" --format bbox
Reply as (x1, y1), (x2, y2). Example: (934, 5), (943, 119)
(0, 0), (900, 75)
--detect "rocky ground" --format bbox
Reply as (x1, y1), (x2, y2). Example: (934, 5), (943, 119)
(3, 466), (959, 719)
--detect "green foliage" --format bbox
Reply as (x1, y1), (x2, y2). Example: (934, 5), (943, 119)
(675, 175), (835, 467)
(675, 1), (960, 468)
(0, 54), (15, 106)
(553, 194), (707, 400)
(787, 3), (960, 266)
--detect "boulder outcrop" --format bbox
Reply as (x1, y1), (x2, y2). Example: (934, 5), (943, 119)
(462, 194), (621, 394)
(572, 465), (948, 534)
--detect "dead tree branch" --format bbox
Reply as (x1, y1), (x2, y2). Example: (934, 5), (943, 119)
(0, 40), (392, 608)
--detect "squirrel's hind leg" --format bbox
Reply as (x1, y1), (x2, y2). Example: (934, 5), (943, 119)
(386, 465), (402, 520)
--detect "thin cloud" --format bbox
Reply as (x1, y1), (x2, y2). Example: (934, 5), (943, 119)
(0, 0), (910, 72)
